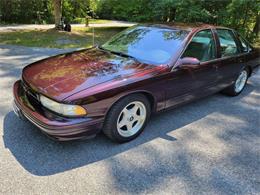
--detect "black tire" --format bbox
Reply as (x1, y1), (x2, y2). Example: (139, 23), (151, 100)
(103, 94), (151, 143)
(222, 68), (249, 96)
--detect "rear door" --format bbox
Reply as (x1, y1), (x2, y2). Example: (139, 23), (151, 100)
(234, 31), (259, 71)
(214, 29), (245, 87)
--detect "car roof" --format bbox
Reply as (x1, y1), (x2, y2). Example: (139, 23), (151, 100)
(141, 22), (230, 32)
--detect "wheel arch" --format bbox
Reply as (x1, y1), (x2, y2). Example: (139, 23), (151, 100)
(104, 90), (157, 118)
(245, 65), (252, 77)
(238, 65), (252, 78)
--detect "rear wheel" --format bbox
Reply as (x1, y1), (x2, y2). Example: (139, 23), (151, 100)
(222, 68), (249, 96)
(103, 94), (151, 143)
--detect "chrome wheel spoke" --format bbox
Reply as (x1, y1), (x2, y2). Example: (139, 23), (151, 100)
(122, 108), (131, 117)
(130, 104), (139, 115)
(126, 121), (133, 130)
(135, 115), (142, 123)
(118, 116), (127, 128)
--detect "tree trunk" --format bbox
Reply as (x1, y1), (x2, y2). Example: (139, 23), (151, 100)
(253, 14), (260, 37)
(168, 8), (176, 22)
(52, 0), (62, 29)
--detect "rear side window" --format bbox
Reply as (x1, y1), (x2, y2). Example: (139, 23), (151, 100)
(182, 29), (216, 62)
(216, 29), (239, 57)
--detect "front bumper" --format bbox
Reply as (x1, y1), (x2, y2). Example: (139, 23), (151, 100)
(13, 80), (104, 141)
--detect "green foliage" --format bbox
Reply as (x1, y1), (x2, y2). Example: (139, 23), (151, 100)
(0, 0), (53, 24)
(62, 0), (91, 22)
(0, 0), (259, 41)
(95, 0), (259, 41)
(0, 0), (92, 24)
(223, 0), (259, 39)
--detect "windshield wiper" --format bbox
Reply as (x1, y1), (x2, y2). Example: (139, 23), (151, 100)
(98, 46), (137, 61)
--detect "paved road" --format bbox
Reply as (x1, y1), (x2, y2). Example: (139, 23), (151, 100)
(0, 44), (259, 194)
(0, 21), (136, 32)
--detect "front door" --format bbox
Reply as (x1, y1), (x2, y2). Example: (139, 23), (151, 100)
(165, 29), (219, 108)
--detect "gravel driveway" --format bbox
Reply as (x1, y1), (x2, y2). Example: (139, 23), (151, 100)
(0, 44), (259, 194)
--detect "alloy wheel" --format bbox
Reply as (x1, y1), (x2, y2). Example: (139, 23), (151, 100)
(116, 101), (147, 137)
(235, 70), (248, 93)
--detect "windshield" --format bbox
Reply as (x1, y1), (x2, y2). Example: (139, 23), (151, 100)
(101, 25), (189, 65)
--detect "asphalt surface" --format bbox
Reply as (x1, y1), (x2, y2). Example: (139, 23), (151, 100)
(0, 44), (259, 194)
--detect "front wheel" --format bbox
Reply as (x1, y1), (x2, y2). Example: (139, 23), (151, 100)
(222, 68), (249, 96)
(103, 94), (151, 143)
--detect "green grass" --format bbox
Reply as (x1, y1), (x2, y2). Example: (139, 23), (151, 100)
(1, 27), (259, 49)
(71, 18), (113, 24)
(0, 27), (126, 49)
(89, 19), (114, 24)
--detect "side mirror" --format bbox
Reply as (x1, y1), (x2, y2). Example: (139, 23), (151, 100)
(179, 57), (200, 68)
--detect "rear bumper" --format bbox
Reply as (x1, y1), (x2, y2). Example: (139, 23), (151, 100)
(13, 80), (104, 141)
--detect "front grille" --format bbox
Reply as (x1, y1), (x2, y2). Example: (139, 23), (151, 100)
(21, 80), (40, 106)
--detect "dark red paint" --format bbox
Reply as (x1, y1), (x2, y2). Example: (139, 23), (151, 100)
(13, 23), (260, 141)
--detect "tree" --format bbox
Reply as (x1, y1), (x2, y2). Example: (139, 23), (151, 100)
(0, 0), (259, 43)
(52, 0), (62, 29)
(0, 0), (52, 24)
(253, 13), (259, 37)
(62, 0), (92, 22)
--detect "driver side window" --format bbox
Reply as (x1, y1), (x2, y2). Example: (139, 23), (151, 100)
(182, 30), (216, 62)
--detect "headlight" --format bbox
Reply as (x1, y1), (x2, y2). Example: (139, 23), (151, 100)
(40, 95), (87, 116)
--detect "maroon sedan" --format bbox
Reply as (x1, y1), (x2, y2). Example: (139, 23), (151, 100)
(13, 23), (259, 142)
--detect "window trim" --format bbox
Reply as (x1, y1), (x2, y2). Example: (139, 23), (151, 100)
(233, 31), (253, 53)
(235, 32), (248, 52)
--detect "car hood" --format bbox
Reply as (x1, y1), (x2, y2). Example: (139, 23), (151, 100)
(22, 48), (162, 101)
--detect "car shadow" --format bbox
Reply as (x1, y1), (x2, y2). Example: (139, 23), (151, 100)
(2, 84), (255, 176)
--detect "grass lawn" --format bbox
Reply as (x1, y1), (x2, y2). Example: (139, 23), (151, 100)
(1, 26), (258, 49)
(89, 19), (114, 24)
(0, 27), (126, 49)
